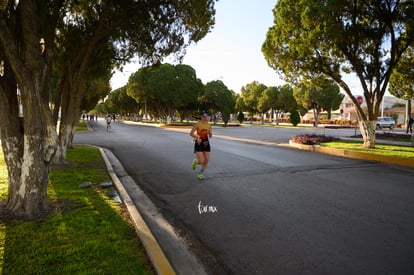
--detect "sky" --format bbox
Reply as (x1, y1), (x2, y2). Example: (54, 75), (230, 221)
(110, 0), (285, 93)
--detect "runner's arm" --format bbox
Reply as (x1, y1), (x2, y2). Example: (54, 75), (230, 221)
(190, 123), (200, 141)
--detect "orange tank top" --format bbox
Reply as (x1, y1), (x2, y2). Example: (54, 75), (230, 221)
(196, 122), (210, 139)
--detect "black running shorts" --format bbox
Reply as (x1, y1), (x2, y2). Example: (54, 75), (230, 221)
(194, 138), (211, 152)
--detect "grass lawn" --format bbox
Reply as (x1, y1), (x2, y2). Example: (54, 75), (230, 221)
(322, 140), (414, 159)
(76, 119), (89, 132)
(0, 146), (155, 274)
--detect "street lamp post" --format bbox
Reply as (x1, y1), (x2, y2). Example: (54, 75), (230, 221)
(16, 85), (23, 117)
(40, 38), (45, 55)
(0, 60), (4, 76)
(355, 96), (364, 136)
(144, 99), (147, 122)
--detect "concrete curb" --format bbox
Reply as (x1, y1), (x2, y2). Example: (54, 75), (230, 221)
(162, 124), (413, 168)
(165, 126), (413, 168)
(289, 140), (414, 168)
(98, 147), (176, 275)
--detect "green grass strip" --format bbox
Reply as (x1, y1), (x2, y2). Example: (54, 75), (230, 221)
(76, 120), (89, 132)
(0, 146), (154, 274)
(322, 140), (414, 159)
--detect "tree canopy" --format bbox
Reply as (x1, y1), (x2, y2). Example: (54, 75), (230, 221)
(293, 77), (343, 127)
(239, 81), (267, 122)
(258, 86), (278, 123)
(104, 87), (138, 116)
(0, 0), (217, 219)
(126, 63), (204, 121)
(389, 46), (414, 120)
(200, 80), (236, 124)
(262, 0), (414, 147)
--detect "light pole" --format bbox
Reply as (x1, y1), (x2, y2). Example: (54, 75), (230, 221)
(0, 60), (4, 76)
(355, 96), (364, 136)
(144, 99), (147, 122)
(40, 38), (45, 55)
(17, 85), (23, 117)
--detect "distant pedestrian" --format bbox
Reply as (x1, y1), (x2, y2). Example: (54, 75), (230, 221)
(105, 114), (112, 132)
(407, 117), (413, 134)
(190, 111), (213, 180)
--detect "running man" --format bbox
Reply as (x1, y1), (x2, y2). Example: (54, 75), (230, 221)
(105, 114), (112, 132)
(190, 111), (213, 180)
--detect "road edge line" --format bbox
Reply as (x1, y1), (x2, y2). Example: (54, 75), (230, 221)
(98, 147), (176, 275)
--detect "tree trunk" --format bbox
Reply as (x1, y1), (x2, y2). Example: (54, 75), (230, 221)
(0, 0), (60, 219)
(7, 134), (50, 217)
(52, 66), (85, 164)
(359, 119), (376, 148)
(55, 124), (71, 164)
(313, 108), (320, 127)
(55, 95), (78, 164)
(275, 110), (280, 125)
(1, 79), (55, 219)
(0, 69), (24, 213)
(407, 99), (412, 127)
(52, 105), (81, 164)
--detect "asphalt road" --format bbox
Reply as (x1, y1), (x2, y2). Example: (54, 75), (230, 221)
(74, 120), (414, 275)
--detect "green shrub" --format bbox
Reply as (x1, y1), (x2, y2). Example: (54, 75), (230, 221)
(290, 110), (300, 126)
(222, 107), (231, 126)
(237, 111), (245, 124)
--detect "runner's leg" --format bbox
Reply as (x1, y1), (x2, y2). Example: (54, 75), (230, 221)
(196, 151), (204, 166)
(201, 151), (210, 172)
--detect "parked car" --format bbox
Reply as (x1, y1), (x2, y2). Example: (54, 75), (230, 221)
(376, 116), (395, 130)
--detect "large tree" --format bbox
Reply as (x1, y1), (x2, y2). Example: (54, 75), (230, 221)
(240, 81), (267, 123)
(174, 64), (205, 121)
(53, 43), (114, 154)
(52, 0), (216, 162)
(277, 84), (298, 121)
(104, 86), (139, 116)
(258, 86), (278, 124)
(389, 46), (414, 123)
(263, 0), (414, 148)
(127, 63), (203, 121)
(293, 77), (343, 127)
(0, 0), (216, 219)
(200, 80), (235, 124)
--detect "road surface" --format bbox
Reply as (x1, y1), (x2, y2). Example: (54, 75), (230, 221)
(74, 120), (414, 275)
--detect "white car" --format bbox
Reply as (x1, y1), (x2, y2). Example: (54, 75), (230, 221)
(376, 117), (395, 130)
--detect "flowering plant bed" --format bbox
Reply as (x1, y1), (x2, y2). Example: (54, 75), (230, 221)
(291, 134), (339, 145)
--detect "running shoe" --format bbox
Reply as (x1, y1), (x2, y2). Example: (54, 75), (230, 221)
(192, 159), (197, 170)
(197, 173), (205, 180)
